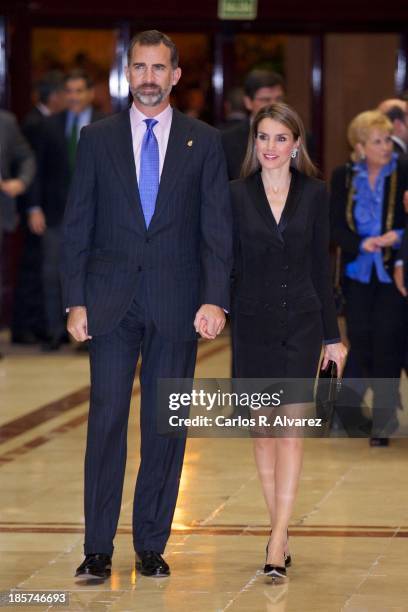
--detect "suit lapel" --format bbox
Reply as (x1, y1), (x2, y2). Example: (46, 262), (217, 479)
(245, 171), (284, 245)
(244, 167), (305, 241)
(105, 108), (194, 231)
(106, 109), (146, 230)
(279, 166), (304, 234)
(149, 108), (193, 228)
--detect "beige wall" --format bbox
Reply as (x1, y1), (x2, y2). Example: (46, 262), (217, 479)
(324, 33), (399, 179)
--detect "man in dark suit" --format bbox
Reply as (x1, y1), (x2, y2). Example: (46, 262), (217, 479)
(24, 71), (66, 132)
(28, 70), (104, 350)
(12, 72), (66, 345)
(378, 98), (408, 157)
(380, 102), (408, 159)
(61, 30), (232, 580)
(394, 195), (408, 298)
(221, 70), (285, 180)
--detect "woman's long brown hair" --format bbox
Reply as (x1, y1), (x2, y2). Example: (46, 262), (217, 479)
(240, 102), (318, 178)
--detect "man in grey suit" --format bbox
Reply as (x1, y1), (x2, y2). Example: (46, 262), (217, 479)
(61, 31), (232, 580)
(0, 110), (36, 337)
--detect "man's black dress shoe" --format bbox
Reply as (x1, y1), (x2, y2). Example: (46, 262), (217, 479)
(135, 551), (170, 577)
(75, 554), (112, 580)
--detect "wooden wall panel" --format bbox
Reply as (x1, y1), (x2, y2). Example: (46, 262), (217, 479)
(285, 36), (312, 131)
(324, 33), (399, 179)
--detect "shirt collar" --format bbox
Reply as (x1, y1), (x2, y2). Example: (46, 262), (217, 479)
(67, 106), (92, 122)
(130, 103), (172, 127)
(391, 135), (407, 153)
(36, 103), (51, 117)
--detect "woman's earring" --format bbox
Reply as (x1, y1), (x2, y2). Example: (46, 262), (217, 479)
(291, 149), (298, 159)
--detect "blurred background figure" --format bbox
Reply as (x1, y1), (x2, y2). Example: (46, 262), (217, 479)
(377, 98), (406, 115)
(378, 98), (408, 157)
(183, 86), (211, 122)
(25, 70), (66, 128)
(221, 69), (285, 179)
(378, 98), (408, 378)
(330, 110), (407, 446)
(217, 87), (246, 130)
(0, 110), (36, 357)
(27, 69), (105, 351)
(12, 72), (66, 345)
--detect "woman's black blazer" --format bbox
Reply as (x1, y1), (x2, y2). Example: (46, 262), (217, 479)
(330, 158), (408, 273)
(230, 167), (339, 344)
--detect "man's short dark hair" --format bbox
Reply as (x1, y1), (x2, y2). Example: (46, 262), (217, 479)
(36, 70), (64, 104)
(385, 105), (407, 124)
(64, 69), (94, 89)
(127, 30), (179, 69)
(244, 69), (285, 100)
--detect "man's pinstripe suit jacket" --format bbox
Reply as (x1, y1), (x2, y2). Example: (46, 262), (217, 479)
(61, 107), (233, 340)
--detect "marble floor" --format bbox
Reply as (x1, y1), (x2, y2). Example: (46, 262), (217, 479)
(1, 331), (408, 611)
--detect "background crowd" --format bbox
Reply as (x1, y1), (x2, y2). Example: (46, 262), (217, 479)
(1, 68), (408, 414)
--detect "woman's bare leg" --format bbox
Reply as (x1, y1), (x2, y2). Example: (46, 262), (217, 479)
(253, 437), (277, 525)
(266, 437), (304, 565)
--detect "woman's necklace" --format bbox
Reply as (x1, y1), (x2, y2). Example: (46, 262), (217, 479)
(263, 174), (291, 198)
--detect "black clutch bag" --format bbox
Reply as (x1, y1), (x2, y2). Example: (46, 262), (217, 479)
(315, 361), (342, 435)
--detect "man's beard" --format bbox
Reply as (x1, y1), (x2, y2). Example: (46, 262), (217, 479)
(133, 82), (172, 107)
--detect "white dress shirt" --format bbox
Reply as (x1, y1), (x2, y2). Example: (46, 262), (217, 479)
(129, 103), (173, 182)
(391, 135), (407, 155)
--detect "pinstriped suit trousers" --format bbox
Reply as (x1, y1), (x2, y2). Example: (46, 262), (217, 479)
(84, 274), (197, 556)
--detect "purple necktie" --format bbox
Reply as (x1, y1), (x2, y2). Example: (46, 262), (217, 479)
(139, 118), (159, 228)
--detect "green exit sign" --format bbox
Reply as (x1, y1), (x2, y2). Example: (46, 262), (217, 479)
(218, 0), (258, 20)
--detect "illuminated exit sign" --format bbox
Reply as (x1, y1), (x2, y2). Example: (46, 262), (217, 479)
(218, 0), (258, 20)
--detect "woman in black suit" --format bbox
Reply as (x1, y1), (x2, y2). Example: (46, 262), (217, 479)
(231, 102), (347, 580)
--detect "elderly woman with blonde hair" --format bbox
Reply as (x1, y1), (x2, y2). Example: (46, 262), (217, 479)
(330, 110), (408, 446)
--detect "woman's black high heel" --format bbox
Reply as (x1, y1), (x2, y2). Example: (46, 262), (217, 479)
(263, 563), (287, 580)
(266, 529), (292, 568)
(264, 530), (288, 579)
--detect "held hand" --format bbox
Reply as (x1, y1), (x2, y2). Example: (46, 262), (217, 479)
(0, 179), (26, 198)
(361, 237), (381, 253)
(322, 342), (348, 378)
(194, 304), (226, 340)
(67, 306), (92, 342)
(394, 265), (407, 297)
(375, 230), (400, 248)
(28, 209), (46, 235)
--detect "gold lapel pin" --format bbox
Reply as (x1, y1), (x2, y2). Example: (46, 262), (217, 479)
(187, 140), (193, 147)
